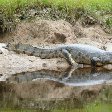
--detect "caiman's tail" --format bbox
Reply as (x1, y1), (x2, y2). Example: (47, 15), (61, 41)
(7, 43), (64, 59)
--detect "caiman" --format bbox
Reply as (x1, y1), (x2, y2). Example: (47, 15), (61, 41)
(6, 43), (112, 67)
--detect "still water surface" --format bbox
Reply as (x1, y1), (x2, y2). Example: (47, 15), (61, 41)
(0, 68), (112, 112)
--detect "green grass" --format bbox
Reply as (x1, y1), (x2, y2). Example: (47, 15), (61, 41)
(0, 108), (37, 112)
(0, 0), (112, 33)
(0, 0), (111, 15)
(0, 102), (112, 112)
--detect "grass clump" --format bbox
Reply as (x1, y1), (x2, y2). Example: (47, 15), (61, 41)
(0, 0), (112, 34)
(0, 0), (111, 14)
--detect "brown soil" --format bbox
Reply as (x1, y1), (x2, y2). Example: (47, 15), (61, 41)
(0, 20), (111, 48)
(0, 19), (112, 77)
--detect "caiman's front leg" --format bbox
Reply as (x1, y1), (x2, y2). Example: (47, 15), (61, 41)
(62, 49), (78, 67)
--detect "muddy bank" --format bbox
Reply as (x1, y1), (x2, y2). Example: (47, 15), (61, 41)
(0, 19), (112, 79)
(0, 46), (68, 80)
(0, 20), (112, 48)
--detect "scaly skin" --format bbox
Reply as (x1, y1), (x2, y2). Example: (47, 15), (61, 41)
(7, 43), (112, 67)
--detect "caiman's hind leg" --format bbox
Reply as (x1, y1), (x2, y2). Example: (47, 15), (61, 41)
(62, 49), (78, 67)
(91, 57), (102, 67)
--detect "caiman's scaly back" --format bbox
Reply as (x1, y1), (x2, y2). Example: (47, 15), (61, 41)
(6, 43), (112, 67)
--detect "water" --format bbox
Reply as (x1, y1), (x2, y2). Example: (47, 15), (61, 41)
(0, 67), (112, 112)
(6, 67), (112, 86)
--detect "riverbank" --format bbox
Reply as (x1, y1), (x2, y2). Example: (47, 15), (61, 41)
(0, 0), (112, 35)
(0, 18), (112, 77)
(0, 1), (112, 111)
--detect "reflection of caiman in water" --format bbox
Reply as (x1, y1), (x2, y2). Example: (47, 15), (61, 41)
(1, 68), (112, 110)
(7, 67), (112, 86)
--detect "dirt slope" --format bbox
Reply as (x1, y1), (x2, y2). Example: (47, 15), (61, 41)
(0, 20), (112, 79)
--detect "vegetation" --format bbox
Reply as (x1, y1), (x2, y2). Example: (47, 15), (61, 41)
(0, 0), (112, 33)
(0, 102), (112, 112)
(0, 0), (112, 14)
(0, 85), (111, 112)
